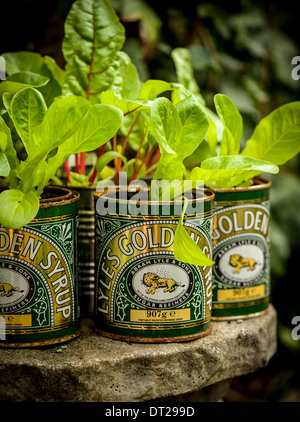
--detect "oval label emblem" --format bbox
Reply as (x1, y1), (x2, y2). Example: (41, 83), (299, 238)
(0, 263), (35, 311)
(214, 238), (266, 287)
(127, 258), (193, 307)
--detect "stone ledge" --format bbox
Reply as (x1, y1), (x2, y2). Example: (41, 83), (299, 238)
(0, 306), (277, 402)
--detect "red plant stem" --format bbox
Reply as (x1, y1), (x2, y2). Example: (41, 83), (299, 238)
(80, 152), (86, 175)
(148, 147), (161, 167)
(90, 142), (108, 184)
(131, 145), (154, 182)
(121, 114), (140, 157)
(75, 154), (80, 174)
(63, 160), (71, 184)
(130, 133), (147, 183)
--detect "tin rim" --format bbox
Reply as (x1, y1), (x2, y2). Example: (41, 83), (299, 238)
(93, 326), (212, 343)
(211, 176), (271, 194)
(211, 306), (270, 321)
(93, 186), (215, 206)
(0, 329), (81, 348)
(0, 185), (80, 208)
(39, 185), (80, 208)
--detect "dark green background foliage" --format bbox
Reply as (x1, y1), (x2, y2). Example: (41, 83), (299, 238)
(1, 0), (300, 401)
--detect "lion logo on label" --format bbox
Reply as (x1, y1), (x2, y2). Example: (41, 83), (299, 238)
(229, 254), (257, 274)
(0, 282), (24, 297)
(143, 272), (183, 295)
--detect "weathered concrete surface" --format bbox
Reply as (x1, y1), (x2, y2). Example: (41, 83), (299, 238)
(0, 306), (277, 402)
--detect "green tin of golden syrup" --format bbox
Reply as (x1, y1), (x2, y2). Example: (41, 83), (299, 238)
(93, 188), (214, 343)
(0, 186), (80, 347)
(211, 178), (271, 320)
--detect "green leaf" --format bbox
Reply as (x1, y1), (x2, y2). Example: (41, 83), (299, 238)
(113, 52), (141, 100)
(150, 97), (180, 155)
(0, 152), (10, 177)
(214, 94), (243, 155)
(10, 87), (47, 156)
(0, 189), (39, 229)
(175, 95), (209, 158)
(206, 117), (218, 157)
(32, 95), (91, 156)
(173, 198), (214, 266)
(154, 151), (185, 182)
(46, 103), (123, 182)
(242, 102), (300, 165)
(0, 72), (49, 98)
(100, 90), (151, 115)
(96, 150), (127, 173)
(2, 93), (14, 116)
(171, 48), (205, 105)
(3, 51), (45, 75)
(62, 0), (126, 102)
(0, 131), (7, 151)
(190, 155), (279, 189)
(3, 52), (66, 106)
(57, 104), (123, 155)
(17, 96), (92, 192)
(0, 117), (19, 187)
(138, 79), (172, 100)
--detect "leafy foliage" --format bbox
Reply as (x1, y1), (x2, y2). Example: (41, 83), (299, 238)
(0, 88), (123, 228)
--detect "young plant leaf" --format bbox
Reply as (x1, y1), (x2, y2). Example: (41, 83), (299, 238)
(115, 52), (141, 100)
(45, 103), (123, 183)
(242, 101), (300, 165)
(32, 95), (91, 156)
(96, 150), (127, 174)
(214, 93), (243, 155)
(190, 155), (279, 189)
(171, 47), (205, 105)
(154, 151), (186, 183)
(151, 96), (209, 182)
(2, 52), (66, 106)
(100, 90), (151, 115)
(0, 152), (10, 177)
(175, 95), (209, 158)
(150, 97), (180, 155)
(173, 198), (214, 266)
(138, 80), (173, 100)
(0, 117), (19, 187)
(16, 95), (92, 194)
(10, 87), (47, 156)
(0, 189), (39, 229)
(206, 117), (218, 157)
(63, 0), (126, 102)
(0, 72), (49, 97)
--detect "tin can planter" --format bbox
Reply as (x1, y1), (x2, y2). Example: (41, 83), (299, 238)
(0, 186), (80, 347)
(75, 186), (96, 317)
(211, 177), (271, 320)
(93, 187), (214, 343)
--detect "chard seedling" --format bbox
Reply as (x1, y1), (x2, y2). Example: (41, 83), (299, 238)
(0, 87), (123, 229)
(191, 94), (300, 189)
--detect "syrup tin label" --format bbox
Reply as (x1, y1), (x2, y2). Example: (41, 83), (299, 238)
(212, 183), (271, 319)
(94, 210), (213, 342)
(0, 198), (80, 346)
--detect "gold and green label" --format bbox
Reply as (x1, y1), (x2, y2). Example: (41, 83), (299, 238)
(0, 202), (80, 346)
(94, 211), (213, 342)
(212, 185), (271, 319)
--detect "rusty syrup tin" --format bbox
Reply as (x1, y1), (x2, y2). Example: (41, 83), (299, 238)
(93, 187), (214, 343)
(0, 186), (80, 347)
(211, 178), (271, 320)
